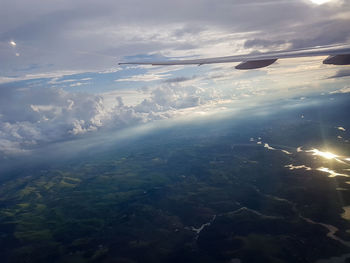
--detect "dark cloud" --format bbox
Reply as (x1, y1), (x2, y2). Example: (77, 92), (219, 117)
(163, 76), (196, 83)
(244, 39), (287, 48)
(290, 18), (350, 49)
(173, 25), (205, 38)
(174, 43), (198, 50)
(1, 0), (349, 76)
(328, 69), (350, 79)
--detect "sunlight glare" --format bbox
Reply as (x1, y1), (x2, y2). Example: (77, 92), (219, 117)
(307, 149), (338, 159)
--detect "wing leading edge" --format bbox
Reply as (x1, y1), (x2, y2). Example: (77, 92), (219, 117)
(119, 44), (350, 70)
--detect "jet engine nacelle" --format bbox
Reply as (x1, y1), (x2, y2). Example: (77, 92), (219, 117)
(323, 54), (350, 65)
(235, 59), (277, 70)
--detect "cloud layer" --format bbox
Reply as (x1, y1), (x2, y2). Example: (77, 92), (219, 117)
(1, 0), (349, 76)
(1, 0), (350, 156)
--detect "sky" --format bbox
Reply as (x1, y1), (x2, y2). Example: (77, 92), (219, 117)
(0, 0), (350, 157)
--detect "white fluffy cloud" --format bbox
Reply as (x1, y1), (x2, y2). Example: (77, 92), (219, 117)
(0, 82), (224, 155)
(0, 86), (106, 153)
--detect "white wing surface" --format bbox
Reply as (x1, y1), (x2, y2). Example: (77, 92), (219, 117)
(119, 44), (350, 70)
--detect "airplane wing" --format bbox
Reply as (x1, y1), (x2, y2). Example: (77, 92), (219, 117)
(119, 44), (350, 70)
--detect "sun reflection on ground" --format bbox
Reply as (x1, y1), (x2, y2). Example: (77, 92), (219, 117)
(285, 164), (312, 171)
(286, 147), (350, 178)
(341, 206), (350, 220)
(305, 148), (350, 163)
(306, 149), (338, 159)
(264, 143), (276, 150)
(281, 150), (292, 155)
(317, 167), (349, 177)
